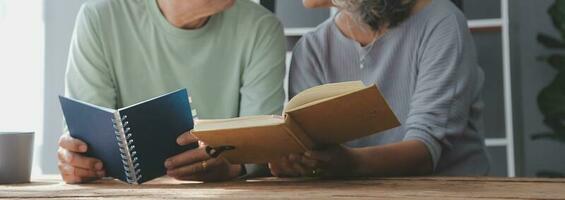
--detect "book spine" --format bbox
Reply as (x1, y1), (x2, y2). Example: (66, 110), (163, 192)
(112, 113), (142, 184)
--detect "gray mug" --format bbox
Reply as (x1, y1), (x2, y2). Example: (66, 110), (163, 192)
(0, 132), (34, 184)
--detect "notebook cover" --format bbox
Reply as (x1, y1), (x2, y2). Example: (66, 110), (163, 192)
(59, 89), (197, 184)
(59, 97), (128, 182)
(118, 89), (197, 183)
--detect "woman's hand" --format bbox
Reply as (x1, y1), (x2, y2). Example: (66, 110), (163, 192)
(270, 141), (433, 178)
(57, 134), (106, 184)
(165, 131), (242, 182)
(269, 145), (362, 178)
(268, 153), (311, 177)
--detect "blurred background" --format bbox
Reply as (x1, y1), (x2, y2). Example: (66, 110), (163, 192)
(0, 0), (563, 177)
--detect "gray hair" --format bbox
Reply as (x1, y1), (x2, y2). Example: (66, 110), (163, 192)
(332, 0), (416, 31)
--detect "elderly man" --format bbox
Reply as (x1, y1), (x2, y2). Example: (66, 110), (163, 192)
(57, 0), (286, 183)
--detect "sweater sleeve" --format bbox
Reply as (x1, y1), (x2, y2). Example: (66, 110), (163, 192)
(403, 14), (482, 171)
(288, 34), (325, 99)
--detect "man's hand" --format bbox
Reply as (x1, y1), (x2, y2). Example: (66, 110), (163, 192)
(269, 145), (362, 178)
(157, 0), (235, 29)
(165, 131), (242, 182)
(57, 134), (105, 184)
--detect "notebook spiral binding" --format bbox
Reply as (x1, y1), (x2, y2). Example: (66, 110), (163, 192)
(112, 114), (142, 184)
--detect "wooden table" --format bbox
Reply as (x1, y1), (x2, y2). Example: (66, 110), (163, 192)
(1, 176), (564, 199)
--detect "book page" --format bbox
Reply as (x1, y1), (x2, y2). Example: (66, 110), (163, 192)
(196, 115), (282, 125)
(194, 115), (284, 132)
(285, 81), (365, 113)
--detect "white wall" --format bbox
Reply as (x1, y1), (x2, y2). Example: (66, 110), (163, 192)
(41, 0), (87, 174)
(0, 0), (44, 175)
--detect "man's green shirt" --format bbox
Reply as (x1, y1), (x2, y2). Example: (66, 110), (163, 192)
(66, 0), (286, 119)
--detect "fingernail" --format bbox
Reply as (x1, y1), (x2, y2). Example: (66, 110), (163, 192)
(79, 145), (87, 152)
(165, 160), (172, 168)
(176, 137), (184, 145)
(304, 152), (312, 157)
(95, 162), (103, 170)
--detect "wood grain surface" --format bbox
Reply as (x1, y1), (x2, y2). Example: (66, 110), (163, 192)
(1, 176), (564, 199)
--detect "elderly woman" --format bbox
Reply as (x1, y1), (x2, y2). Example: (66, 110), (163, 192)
(269, 0), (490, 177)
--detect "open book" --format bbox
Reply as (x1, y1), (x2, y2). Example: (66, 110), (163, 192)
(192, 81), (400, 164)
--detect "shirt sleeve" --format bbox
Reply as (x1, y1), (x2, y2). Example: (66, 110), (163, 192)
(65, 4), (116, 109)
(403, 14), (482, 171)
(288, 35), (325, 99)
(238, 15), (286, 117)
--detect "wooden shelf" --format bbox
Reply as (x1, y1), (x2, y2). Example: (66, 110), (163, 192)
(485, 138), (509, 147)
(468, 18), (503, 28)
(469, 18), (503, 32)
(284, 28), (316, 36)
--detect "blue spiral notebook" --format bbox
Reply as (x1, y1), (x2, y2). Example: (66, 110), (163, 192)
(59, 89), (197, 184)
